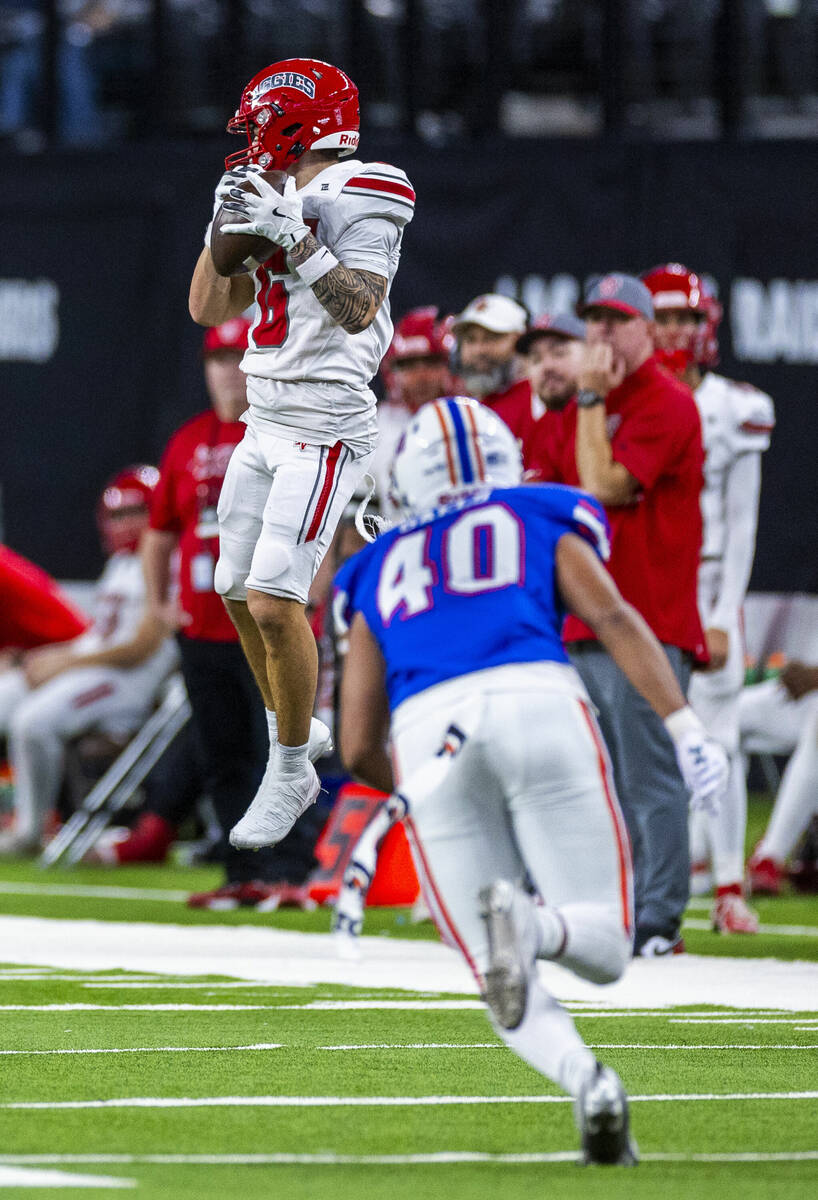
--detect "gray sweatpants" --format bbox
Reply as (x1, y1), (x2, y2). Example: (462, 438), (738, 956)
(568, 641), (692, 939)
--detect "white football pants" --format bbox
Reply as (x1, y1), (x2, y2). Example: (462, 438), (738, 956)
(739, 678), (818, 863)
(0, 665), (159, 843)
(688, 569), (747, 886)
(390, 664), (633, 1097)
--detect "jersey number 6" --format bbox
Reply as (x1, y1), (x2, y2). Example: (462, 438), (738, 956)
(376, 503), (524, 625)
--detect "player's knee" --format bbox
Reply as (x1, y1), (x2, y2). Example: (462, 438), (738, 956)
(246, 589), (297, 643)
(9, 706), (51, 752)
(591, 927), (631, 983)
(213, 556), (247, 601)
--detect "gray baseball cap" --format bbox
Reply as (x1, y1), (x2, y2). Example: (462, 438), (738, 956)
(516, 312), (586, 353)
(580, 273), (654, 320)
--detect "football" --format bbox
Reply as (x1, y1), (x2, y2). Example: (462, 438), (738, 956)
(209, 169), (289, 277)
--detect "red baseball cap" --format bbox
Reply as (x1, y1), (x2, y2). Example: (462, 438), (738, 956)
(203, 317), (251, 355)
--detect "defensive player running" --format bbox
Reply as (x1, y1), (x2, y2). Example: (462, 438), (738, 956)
(335, 397), (727, 1166)
(188, 58), (414, 850)
(643, 264), (775, 933)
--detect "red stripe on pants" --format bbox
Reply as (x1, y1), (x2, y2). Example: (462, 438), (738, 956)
(578, 700), (633, 935)
(305, 442), (343, 543)
(405, 813), (482, 985)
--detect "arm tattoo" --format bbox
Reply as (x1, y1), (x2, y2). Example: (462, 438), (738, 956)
(288, 234), (387, 334)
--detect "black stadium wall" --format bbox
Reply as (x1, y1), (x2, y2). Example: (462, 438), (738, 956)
(1, 135), (816, 589)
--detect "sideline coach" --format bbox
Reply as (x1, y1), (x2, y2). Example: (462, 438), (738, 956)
(528, 273), (707, 956)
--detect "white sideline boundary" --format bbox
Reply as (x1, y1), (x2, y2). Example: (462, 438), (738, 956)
(6, 1091), (818, 1111)
(1, 915), (817, 1010)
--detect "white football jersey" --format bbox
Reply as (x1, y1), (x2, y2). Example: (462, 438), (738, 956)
(695, 372), (775, 560)
(241, 159), (414, 389)
(74, 553), (149, 652)
(372, 400), (412, 518)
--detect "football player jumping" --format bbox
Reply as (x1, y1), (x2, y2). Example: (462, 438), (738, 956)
(335, 396), (728, 1166)
(643, 264), (775, 934)
(189, 59), (414, 850)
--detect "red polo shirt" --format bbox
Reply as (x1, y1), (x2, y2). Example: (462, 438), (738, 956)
(527, 357), (707, 661)
(0, 545), (89, 650)
(485, 379), (545, 455)
(150, 411), (246, 642)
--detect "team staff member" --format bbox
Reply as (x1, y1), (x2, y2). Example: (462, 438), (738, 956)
(450, 293), (539, 445)
(143, 319), (317, 907)
(516, 312), (586, 467)
(528, 274), (707, 956)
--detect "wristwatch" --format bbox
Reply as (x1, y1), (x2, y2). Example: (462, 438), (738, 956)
(576, 389), (604, 409)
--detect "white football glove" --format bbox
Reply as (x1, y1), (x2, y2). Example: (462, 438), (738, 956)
(665, 706), (729, 817)
(220, 173), (310, 252)
(204, 164), (263, 247)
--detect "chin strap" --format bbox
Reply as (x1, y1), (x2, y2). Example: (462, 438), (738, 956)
(353, 473), (393, 543)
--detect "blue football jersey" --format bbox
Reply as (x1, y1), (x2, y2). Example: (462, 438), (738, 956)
(334, 484), (610, 710)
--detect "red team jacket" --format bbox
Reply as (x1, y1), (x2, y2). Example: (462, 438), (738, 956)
(150, 411), (246, 643)
(526, 357), (708, 662)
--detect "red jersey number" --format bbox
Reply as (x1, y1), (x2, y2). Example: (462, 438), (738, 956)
(253, 219), (319, 349)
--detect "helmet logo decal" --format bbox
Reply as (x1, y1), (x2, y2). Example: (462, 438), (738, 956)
(255, 72), (316, 100)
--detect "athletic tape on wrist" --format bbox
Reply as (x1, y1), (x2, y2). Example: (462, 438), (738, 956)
(294, 247), (339, 287)
(664, 704), (705, 744)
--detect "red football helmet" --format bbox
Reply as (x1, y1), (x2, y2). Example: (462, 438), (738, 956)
(382, 308), (456, 409)
(226, 58), (360, 172)
(96, 465), (159, 555)
(641, 263), (722, 372)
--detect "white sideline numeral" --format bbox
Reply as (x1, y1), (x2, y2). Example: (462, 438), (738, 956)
(377, 530), (436, 624)
(444, 505), (522, 594)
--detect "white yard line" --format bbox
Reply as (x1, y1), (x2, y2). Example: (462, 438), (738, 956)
(0, 913), (817, 1011)
(0, 1003), (268, 1012)
(1, 1151), (818, 1167)
(317, 1041), (818, 1051)
(6, 1091), (818, 1111)
(0, 882), (188, 902)
(671, 1017), (818, 1025)
(0, 1165), (134, 1188)
(0, 1044), (283, 1056)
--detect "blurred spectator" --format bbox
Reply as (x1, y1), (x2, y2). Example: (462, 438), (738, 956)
(0, 465), (177, 854)
(141, 319), (322, 908)
(0, 543), (89, 652)
(0, 2), (131, 148)
(372, 306), (456, 515)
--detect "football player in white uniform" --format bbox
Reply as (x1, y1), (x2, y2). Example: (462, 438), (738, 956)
(643, 264), (775, 933)
(0, 467), (178, 854)
(189, 58), (414, 852)
(374, 307), (456, 517)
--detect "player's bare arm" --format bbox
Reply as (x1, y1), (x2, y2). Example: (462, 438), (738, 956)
(189, 248), (254, 326)
(288, 235), (387, 333)
(556, 533), (685, 719)
(339, 611), (394, 793)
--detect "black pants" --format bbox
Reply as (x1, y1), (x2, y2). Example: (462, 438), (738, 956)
(176, 635), (318, 885)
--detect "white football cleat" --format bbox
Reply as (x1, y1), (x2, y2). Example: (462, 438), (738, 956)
(575, 1062), (638, 1166)
(479, 879), (540, 1030)
(229, 763), (320, 850)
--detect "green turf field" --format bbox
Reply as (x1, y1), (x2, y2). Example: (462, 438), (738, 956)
(0, 794), (815, 1196)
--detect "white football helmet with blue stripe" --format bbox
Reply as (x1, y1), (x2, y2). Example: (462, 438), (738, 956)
(389, 396), (523, 516)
